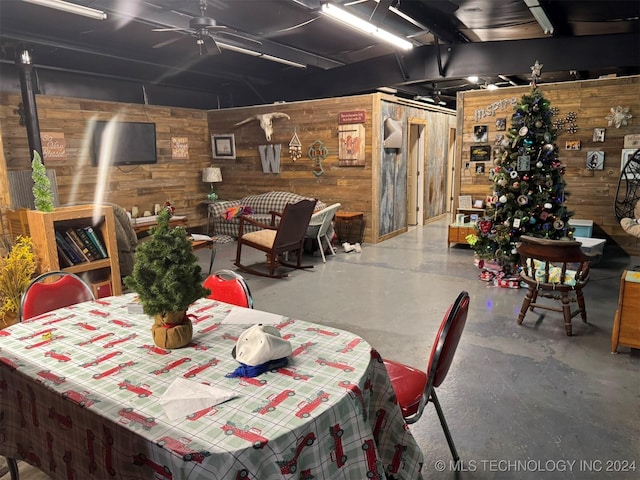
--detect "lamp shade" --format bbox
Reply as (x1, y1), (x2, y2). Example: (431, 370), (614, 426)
(202, 167), (222, 183)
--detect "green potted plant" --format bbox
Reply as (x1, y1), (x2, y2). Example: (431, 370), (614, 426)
(31, 150), (55, 212)
(124, 209), (209, 349)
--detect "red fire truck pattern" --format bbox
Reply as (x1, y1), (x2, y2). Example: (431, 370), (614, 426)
(0, 296), (422, 480)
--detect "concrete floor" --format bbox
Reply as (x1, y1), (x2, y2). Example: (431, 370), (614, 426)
(3, 217), (639, 479)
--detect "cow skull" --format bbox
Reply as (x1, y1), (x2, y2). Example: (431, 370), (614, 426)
(234, 112), (291, 141)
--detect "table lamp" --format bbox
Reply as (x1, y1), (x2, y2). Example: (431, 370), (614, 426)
(202, 167), (222, 201)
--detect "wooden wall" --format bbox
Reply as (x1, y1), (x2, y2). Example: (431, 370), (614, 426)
(0, 93), (211, 228)
(207, 95), (376, 241)
(454, 75), (640, 256)
(1, 91), (455, 245)
(208, 94), (455, 243)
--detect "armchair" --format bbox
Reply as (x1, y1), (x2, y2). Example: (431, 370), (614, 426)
(234, 199), (317, 278)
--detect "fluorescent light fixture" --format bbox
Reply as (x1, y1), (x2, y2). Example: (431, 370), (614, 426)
(486, 84), (499, 91)
(217, 42), (261, 57)
(524, 0), (554, 35)
(321, 3), (413, 50)
(467, 76), (479, 83)
(22, 0), (107, 20)
(217, 42), (306, 69)
(260, 54), (306, 69)
(377, 86), (397, 94)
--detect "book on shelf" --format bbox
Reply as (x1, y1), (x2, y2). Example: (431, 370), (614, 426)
(75, 227), (103, 260)
(56, 242), (73, 267)
(65, 229), (93, 262)
(54, 230), (83, 265)
(84, 226), (108, 258)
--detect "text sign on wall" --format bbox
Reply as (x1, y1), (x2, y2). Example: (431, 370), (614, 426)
(41, 132), (66, 160)
(171, 137), (189, 159)
(339, 110), (366, 124)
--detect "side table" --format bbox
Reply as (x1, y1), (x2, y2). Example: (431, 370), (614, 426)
(335, 211), (365, 244)
(611, 270), (640, 353)
(201, 200), (225, 235)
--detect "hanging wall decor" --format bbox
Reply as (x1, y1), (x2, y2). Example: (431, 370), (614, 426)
(40, 132), (66, 161)
(258, 144), (281, 173)
(338, 110), (366, 166)
(171, 137), (189, 159)
(288, 130), (302, 161)
(586, 151), (604, 170)
(606, 106), (632, 129)
(308, 140), (328, 177)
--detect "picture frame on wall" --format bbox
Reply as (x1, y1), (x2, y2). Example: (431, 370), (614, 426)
(592, 128), (605, 142)
(586, 151), (604, 170)
(473, 125), (488, 142)
(621, 148), (639, 176)
(565, 140), (581, 151)
(212, 134), (236, 159)
(470, 145), (491, 162)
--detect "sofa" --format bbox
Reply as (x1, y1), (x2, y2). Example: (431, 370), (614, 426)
(209, 191), (326, 239)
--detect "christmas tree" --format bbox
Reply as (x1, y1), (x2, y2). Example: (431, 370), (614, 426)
(469, 62), (573, 276)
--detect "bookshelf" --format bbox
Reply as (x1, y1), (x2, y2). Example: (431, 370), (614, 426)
(27, 205), (122, 296)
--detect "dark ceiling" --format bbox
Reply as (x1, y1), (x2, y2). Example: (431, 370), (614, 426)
(1, 0), (639, 110)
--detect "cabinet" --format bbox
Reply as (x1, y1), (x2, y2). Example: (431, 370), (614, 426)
(447, 224), (477, 246)
(611, 270), (640, 353)
(27, 205), (122, 296)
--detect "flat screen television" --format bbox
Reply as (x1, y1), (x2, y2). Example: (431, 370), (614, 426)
(91, 121), (157, 166)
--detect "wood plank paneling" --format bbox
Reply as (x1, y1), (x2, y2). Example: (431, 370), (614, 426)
(1, 93), (211, 228)
(454, 76), (640, 256)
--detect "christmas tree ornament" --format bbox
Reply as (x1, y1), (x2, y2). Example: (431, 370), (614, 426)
(517, 195), (528, 205)
(536, 161), (543, 168)
(499, 195), (508, 204)
(519, 126), (529, 136)
(510, 171), (518, 179)
(535, 120), (543, 128)
(553, 219), (564, 229)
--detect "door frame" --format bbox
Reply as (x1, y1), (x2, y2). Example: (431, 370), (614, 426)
(407, 118), (427, 226)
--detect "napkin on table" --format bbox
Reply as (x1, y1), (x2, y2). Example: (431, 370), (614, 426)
(159, 377), (238, 421)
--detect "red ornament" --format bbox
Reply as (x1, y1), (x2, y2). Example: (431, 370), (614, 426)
(479, 220), (492, 234)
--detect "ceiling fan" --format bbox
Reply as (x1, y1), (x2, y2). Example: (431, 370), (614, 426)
(151, 0), (231, 55)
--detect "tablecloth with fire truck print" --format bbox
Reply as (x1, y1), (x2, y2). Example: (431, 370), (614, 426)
(0, 294), (423, 479)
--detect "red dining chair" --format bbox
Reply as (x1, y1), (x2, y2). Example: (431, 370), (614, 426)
(19, 271), (96, 321)
(203, 269), (254, 308)
(383, 291), (470, 461)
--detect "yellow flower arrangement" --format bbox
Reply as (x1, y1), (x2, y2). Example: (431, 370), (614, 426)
(0, 236), (36, 327)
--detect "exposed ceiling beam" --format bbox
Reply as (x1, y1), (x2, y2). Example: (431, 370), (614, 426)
(269, 32), (639, 101)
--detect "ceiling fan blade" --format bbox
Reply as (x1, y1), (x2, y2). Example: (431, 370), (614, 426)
(152, 36), (185, 49)
(152, 27), (188, 32)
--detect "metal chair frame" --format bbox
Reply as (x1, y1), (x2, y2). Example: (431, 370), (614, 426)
(19, 270), (96, 322)
(383, 291), (470, 462)
(203, 269), (254, 309)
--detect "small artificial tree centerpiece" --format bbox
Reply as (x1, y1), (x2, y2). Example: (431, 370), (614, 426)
(124, 209), (209, 349)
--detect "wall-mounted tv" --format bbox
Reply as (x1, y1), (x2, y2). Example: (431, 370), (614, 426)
(91, 121), (157, 166)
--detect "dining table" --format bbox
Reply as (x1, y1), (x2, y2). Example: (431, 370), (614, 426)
(0, 293), (424, 480)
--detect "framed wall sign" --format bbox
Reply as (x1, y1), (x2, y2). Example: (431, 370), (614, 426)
(212, 134), (236, 159)
(470, 145), (491, 162)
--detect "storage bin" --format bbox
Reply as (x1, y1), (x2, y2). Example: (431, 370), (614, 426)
(569, 219), (593, 238)
(575, 236), (605, 256)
